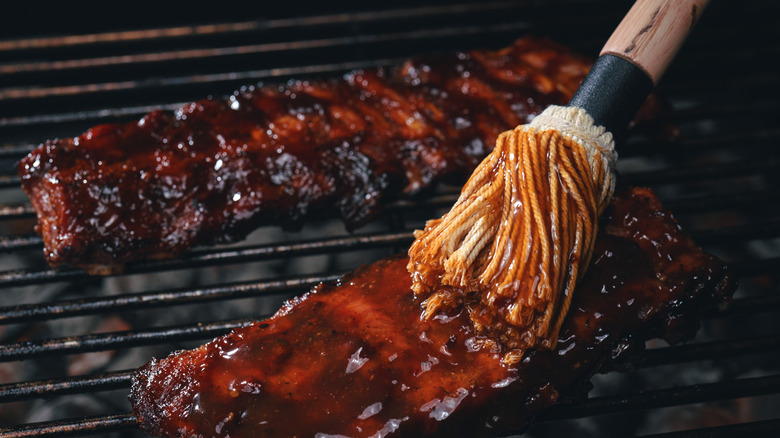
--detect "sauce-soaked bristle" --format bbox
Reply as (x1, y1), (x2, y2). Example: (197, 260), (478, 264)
(408, 106), (615, 363)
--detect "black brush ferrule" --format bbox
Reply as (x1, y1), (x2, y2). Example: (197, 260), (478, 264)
(568, 54), (654, 138)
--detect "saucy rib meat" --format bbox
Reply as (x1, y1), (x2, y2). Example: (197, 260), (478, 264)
(130, 187), (735, 437)
(18, 37), (606, 275)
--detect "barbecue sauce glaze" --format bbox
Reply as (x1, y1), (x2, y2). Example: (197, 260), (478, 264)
(19, 37), (596, 275)
(131, 188), (734, 437)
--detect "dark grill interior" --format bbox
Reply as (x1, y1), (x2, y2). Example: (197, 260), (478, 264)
(1, 1), (779, 437)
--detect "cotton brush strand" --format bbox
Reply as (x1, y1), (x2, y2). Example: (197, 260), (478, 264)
(407, 105), (616, 364)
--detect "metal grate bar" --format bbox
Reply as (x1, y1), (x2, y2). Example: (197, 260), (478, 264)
(0, 204), (35, 220)
(622, 158), (780, 186)
(5, 374), (779, 438)
(0, 413), (137, 438)
(0, 235), (40, 252)
(0, 102), (193, 130)
(677, 128), (780, 150)
(0, 231), (412, 288)
(729, 257), (780, 277)
(3, 292), (778, 363)
(0, 58), (406, 102)
(0, 22), (534, 76)
(4, 78), (774, 129)
(625, 334), (780, 369)
(4, 186), (780, 223)
(0, 370), (131, 403)
(660, 189), (780, 213)
(539, 374), (780, 422)
(716, 293), (780, 317)
(1, 219), (777, 288)
(0, 2), (528, 52)
(2, 185), (779, 261)
(3, 129), (777, 185)
(666, 99), (780, 122)
(0, 191), (448, 221)
(0, 273), (339, 324)
(0, 221), (773, 288)
(7, 414), (780, 438)
(3, 105), (774, 167)
(0, 143), (35, 159)
(0, 175), (20, 189)
(1, 330), (775, 404)
(0, 21), (262, 52)
(0, 317), (256, 362)
(0, 262), (776, 326)
(637, 418), (780, 438)
(576, 127), (779, 159)
(659, 72), (778, 95)
(692, 220), (780, 245)
(0, 13), (770, 79)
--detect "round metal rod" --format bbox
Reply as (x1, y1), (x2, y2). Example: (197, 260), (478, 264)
(0, 231), (413, 288)
(538, 374), (780, 421)
(0, 317), (257, 362)
(636, 418), (780, 438)
(0, 370), (132, 403)
(0, 273), (339, 324)
(0, 413), (137, 438)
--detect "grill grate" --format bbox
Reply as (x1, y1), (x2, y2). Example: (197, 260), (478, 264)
(1, 1), (780, 437)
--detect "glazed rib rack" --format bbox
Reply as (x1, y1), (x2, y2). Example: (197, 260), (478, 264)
(1, 1), (780, 437)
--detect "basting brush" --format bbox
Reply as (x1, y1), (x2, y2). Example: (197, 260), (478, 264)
(408, 0), (709, 363)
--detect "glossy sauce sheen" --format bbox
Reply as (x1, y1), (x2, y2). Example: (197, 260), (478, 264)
(131, 187), (735, 438)
(18, 37), (602, 274)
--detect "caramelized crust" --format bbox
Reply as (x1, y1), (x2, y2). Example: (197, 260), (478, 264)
(18, 37), (596, 274)
(130, 187), (735, 437)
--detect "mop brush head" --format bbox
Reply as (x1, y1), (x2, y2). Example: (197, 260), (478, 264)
(407, 105), (616, 364)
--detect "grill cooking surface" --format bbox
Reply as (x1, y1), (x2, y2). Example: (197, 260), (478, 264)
(1, 1), (779, 437)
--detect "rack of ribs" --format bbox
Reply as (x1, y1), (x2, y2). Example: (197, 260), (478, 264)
(130, 187), (735, 437)
(17, 37), (665, 275)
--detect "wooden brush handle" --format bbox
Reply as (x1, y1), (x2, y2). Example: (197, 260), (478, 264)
(568, 0), (709, 135)
(602, 0), (709, 85)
